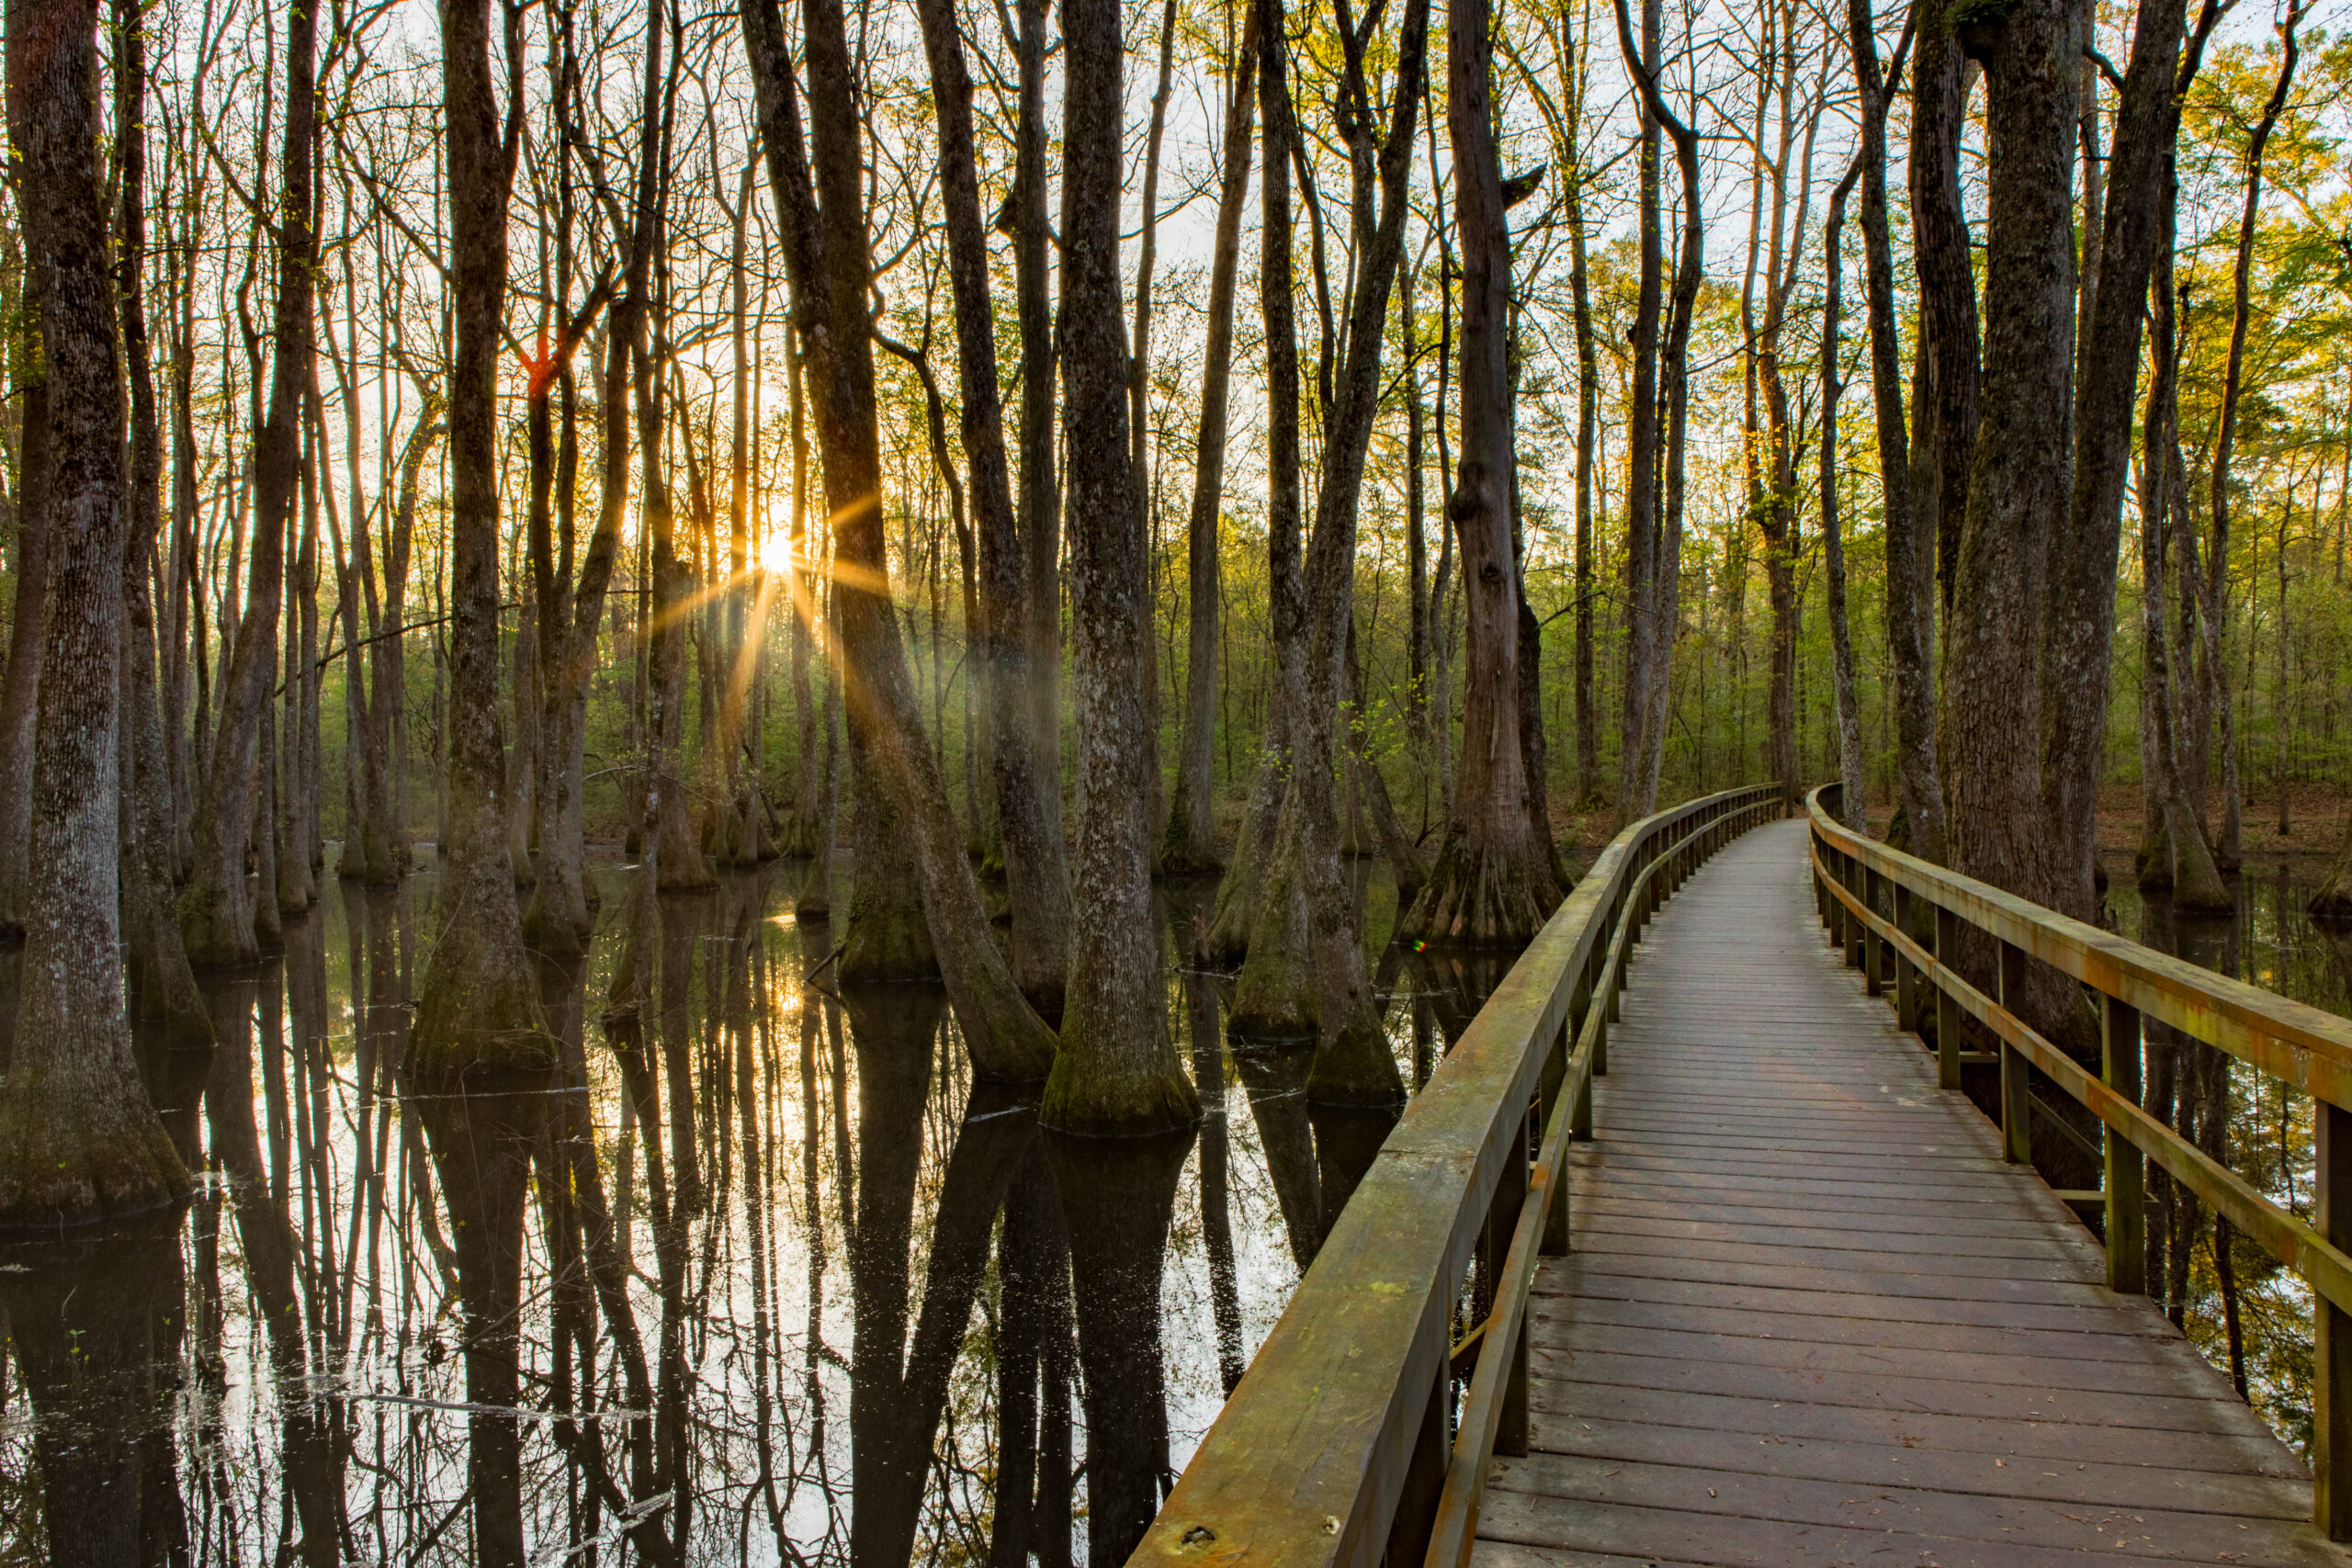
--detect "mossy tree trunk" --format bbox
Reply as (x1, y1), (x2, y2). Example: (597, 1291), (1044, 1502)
(0, 0), (187, 1224)
(1041, 0), (1202, 1134)
(1400, 0), (1559, 946)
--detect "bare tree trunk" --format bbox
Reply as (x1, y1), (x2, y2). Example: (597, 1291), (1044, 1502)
(0, 0), (187, 1221)
(741, 0), (1057, 1079)
(1203, 5), (1309, 965)
(1231, 0), (1425, 1103)
(0, 324), (46, 942)
(1160, 10), (1258, 875)
(1849, 0), (1947, 859)
(1566, 94), (1600, 810)
(1038, 0), (1201, 1135)
(1941, 0), (2081, 940)
(2142, 171), (2232, 910)
(2207, 6), (2303, 872)
(1628, 14), (1705, 811)
(1015, 0), (1065, 872)
(1821, 164), (1867, 828)
(2042, 0), (2200, 920)
(910, 0), (1076, 1012)
(1910, 6), (1980, 621)
(116, 0), (210, 1046)
(1615, 0), (1662, 822)
(181, 0), (316, 967)
(1400, 0), (1554, 944)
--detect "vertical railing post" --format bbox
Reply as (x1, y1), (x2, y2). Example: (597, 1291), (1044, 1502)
(1385, 1350), (1450, 1561)
(2315, 1098), (2352, 1539)
(1487, 1102), (1530, 1457)
(1894, 884), (1919, 1033)
(1997, 942), (2030, 1165)
(1933, 904), (1961, 1091)
(1863, 867), (1885, 997)
(1589, 942), (1610, 1077)
(1840, 855), (1862, 970)
(1545, 1011), (1573, 1255)
(2101, 993), (2143, 1294)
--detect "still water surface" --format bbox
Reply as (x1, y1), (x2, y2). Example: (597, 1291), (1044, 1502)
(9, 841), (2348, 1563)
(0, 852), (1516, 1565)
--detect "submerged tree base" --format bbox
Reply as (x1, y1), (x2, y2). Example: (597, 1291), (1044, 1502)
(1040, 1014), (1200, 1138)
(1399, 829), (1556, 946)
(0, 1068), (187, 1229)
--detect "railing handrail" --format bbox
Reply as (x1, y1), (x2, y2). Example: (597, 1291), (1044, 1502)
(1804, 784), (2352, 1111)
(1131, 781), (1784, 1568)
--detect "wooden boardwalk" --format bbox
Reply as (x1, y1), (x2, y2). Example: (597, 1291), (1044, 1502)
(1475, 817), (2349, 1568)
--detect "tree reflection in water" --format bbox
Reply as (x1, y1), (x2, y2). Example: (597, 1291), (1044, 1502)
(0, 853), (1494, 1562)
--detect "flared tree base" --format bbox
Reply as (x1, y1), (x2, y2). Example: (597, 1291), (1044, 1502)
(1397, 828), (1555, 947)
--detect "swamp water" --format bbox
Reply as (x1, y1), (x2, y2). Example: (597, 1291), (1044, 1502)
(2099, 855), (2352, 1453)
(0, 851), (1514, 1566)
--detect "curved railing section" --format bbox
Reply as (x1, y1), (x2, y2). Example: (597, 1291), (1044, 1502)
(1806, 783), (2352, 1539)
(1130, 782), (1785, 1568)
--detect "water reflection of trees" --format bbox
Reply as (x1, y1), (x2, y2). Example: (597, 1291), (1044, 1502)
(2110, 860), (2352, 1456)
(4, 860), (1316, 1564)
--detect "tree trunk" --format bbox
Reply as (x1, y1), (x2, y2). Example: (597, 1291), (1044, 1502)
(180, 0), (317, 968)
(1400, 0), (1555, 944)
(408, 0), (556, 1091)
(114, 0), (210, 1045)
(2042, 0), (2197, 919)
(1231, 0), (1425, 1106)
(1849, 0), (1947, 859)
(1204, 2), (1309, 966)
(1910, 8), (1981, 619)
(910, 0), (1075, 1012)
(2207, 6), (2302, 873)
(1941, 0), (2082, 940)
(1160, 10), (1257, 875)
(1015, 0), (1065, 876)
(0, 0), (187, 1222)
(2142, 176), (2232, 910)
(1821, 164), (1867, 828)
(1039, 0), (1201, 1135)
(0, 331), (46, 942)
(1615, 0), (1663, 822)
(741, 0), (1057, 1080)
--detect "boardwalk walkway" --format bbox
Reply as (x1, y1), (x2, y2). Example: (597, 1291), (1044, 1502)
(1474, 817), (2348, 1568)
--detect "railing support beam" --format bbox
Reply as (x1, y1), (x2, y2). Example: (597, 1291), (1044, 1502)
(2102, 995), (2144, 1295)
(1998, 942), (2030, 1166)
(2320, 1102), (2352, 1540)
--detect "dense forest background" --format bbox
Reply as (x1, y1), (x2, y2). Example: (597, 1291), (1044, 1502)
(1, 0), (2341, 919)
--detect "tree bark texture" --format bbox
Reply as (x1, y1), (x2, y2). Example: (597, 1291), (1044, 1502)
(408, 0), (557, 1102)
(0, 0), (187, 1223)
(911, 0), (1074, 1012)
(1041, 0), (1203, 1135)
(1942, 0), (2082, 927)
(1401, 0), (1555, 944)
(1849, 0), (1947, 859)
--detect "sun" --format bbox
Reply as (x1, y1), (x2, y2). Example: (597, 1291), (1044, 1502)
(758, 528), (798, 576)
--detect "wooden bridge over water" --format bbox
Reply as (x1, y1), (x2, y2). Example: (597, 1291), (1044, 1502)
(1135, 786), (2352, 1568)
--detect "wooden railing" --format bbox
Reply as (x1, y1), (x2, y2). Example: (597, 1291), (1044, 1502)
(1128, 782), (1785, 1568)
(1805, 783), (2352, 1538)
